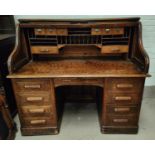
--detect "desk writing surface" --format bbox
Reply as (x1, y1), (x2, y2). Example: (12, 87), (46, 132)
(8, 60), (147, 78)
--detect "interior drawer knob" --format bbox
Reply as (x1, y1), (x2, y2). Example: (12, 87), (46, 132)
(105, 28), (110, 32)
(40, 49), (49, 52)
(36, 29), (42, 32)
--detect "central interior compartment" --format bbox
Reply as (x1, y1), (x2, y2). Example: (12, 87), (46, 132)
(55, 85), (103, 130)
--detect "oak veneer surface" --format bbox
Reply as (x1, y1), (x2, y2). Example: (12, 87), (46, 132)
(7, 60), (147, 78)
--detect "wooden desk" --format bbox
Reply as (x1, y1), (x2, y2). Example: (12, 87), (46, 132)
(7, 18), (150, 135)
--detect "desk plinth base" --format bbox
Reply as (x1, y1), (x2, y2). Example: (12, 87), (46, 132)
(21, 127), (59, 136)
(101, 126), (138, 134)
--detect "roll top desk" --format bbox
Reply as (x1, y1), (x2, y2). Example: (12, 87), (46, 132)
(7, 18), (150, 136)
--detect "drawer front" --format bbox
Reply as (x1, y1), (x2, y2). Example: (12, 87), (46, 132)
(34, 28), (57, 36)
(106, 105), (138, 115)
(20, 105), (53, 117)
(102, 28), (124, 35)
(16, 92), (51, 105)
(13, 79), (51, 92)
(105, 115), (138, 126)
(107, 78), (144, 93)
(101, 45), (129, 54)
(92, 28), (124, 35)
(54, 78), (103, 87)
(34, 28), (46, 35)
(57, 29), (68, 35)
(31, 46), (59, 54)
(106, 93), (140, 105)
(46, 28), (57, 35)
(22, 117), (56, 127)
(91, 28), (103, 35)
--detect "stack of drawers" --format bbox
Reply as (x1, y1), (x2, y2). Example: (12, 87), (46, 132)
(12, 79), (58, 136)
(103, 78), (144, 133)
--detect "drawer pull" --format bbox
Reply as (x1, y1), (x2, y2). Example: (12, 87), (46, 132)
(36, 29), (42, 32)
(26, 97), (43, 101)
(29, 108), (45, 113)
(95, 28), (100, 32)
(24, 84), (41, 89)
(114, 107), (130, 112)
(111, 48), (120, 52)
(105, 28), (110, 32)
(116, 84), (133, 88)
(113, 119), (128, 123)
(115, 96), (132, 101)
(40, 49), (50, 53)
(30, 120), (46, 124)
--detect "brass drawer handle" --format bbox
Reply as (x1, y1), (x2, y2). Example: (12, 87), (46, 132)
(111, 48), (120, 52)
(36, 29), (43, 32)
(26, 97), (43, 101)
(40, 49), (50, 53)
(114, 107), (130, 112)
(105, 28), (110, 32)
(95, 28), (100, 32)
(113, 118), (128, 123)
(30, 120), (46, 124)
(24, 84), (41, 89)
(116, 84), (133, 88)
(29, 108), (45, 113)
(115, 96), (132, 101)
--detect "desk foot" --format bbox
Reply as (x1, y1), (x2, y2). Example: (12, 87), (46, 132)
(101, 126), (138, 134)
(21, 127), (59, 136)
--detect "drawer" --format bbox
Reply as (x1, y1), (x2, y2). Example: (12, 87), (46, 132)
(16, 92), (51, 105)
(107, 78), (144, 93)
(13, 79), (51, 92)
(92, 28), (124, 35)
(105, 115), (138, 126)
(101, 45), (129, 54)
(106, 93), (141, 105)
(34, 28), (46, 35)
(31, 46), (59, 54)
(106, 105), (138, 115)
(102, 28), (124, 35)
(91, 28), (103, 35)
(20, 105), (53, 117)
(34, 28), (57, 36)
(46, 28), (57, 35)
(22, 117), (56, 127)
(54, 78), (103, 87)
(57, 29), (68, 35)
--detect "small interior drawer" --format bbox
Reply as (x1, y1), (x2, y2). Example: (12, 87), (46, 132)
(31, 46), (59, 54)
(101, 45), (129, 54)
(34, 28), (46, 35)
(13, 79), (51, 92)
(102, 28), (124, 35)
(20, 105), (53, 117)
(91, 28), (103, 35)
(91, 28), (124, 35)
(57, 29), (68, 35)
(34, 28), (57, 36)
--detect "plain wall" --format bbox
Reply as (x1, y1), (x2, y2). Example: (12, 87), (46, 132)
(14, 15), (155, 86)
